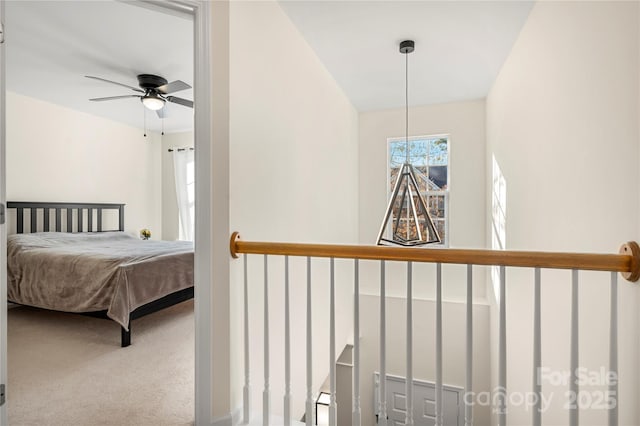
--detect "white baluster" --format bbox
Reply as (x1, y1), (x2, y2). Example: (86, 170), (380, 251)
(406, 262), (414, 426)
(284, 256), (291, 426)
(498, 265), (506, 426)
(379, 261), (388, 426)
(353, 259), (361, 426)
(435, 263), (443, 426)
(243, 255), (251, 424)
(609, 272), (618, 426)
(570, 270), (578, 426)
(533, 268), (541, 426)
(306, 257), (314, 426)
(263, 255), (270, 426)
(465, 264), (473, 426)
(329, 258), (337, 426)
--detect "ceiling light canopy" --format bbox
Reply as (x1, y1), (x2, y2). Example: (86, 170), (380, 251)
(141, 93), (165, 111)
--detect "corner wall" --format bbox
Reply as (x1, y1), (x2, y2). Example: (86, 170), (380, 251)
(229, 0), (358, 419)
(486, 2), (640, 424)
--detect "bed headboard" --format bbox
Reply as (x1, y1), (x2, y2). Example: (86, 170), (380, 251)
(7, 202), (125, 233)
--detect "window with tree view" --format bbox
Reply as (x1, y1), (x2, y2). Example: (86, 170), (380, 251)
(387, 135), (449, 246)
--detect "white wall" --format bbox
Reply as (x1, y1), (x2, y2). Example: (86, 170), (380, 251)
(229, 0), (359, 419)
(161, 131), (194, 241)
(6, 91), (162, 237)
(486, 2), (639, 425)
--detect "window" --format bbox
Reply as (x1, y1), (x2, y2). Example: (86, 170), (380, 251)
(387, 135), (449, 246)
(184, 159), (195, 239)
(491, 155), (506, 300)
(172, 149), (195, 241)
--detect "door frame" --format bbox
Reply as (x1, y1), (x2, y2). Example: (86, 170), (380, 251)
(121, 0), (219, 422)
(0, 0), (6, 423)
(157, 1), (217, 424)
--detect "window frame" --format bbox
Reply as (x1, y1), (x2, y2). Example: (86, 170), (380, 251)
(184, 157), (195, 241)
(386, 134), (451, 247)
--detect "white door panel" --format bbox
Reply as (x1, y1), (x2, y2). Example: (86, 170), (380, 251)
(375, 373), (463, 426)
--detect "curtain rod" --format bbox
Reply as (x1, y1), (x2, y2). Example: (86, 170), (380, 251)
(167, 147), (195, 152)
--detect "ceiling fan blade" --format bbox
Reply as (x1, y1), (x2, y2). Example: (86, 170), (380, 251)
(156, 80), (191, 94)
(89, 95), (140, 102)
(166, 96), (193, 108)
(85, 75), (144, 93)
(156, 108), (167, 119)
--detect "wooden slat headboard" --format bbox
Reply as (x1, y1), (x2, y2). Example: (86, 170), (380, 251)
(7, 202), (125, 233)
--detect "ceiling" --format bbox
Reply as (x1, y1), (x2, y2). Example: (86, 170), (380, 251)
(6, 1), (194, 134)
(5, 1), (533, 132)
(279, 1), (534, 111)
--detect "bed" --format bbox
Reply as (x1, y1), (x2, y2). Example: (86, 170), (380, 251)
(6, 201), (194, 347)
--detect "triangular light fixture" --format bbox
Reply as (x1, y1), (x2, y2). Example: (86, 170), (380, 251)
(376, 40), (441, 247)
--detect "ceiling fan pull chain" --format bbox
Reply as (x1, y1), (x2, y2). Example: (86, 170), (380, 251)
(143, 107), (147, 138)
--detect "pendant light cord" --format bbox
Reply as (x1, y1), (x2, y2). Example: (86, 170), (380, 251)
(405, 50), (409, 164)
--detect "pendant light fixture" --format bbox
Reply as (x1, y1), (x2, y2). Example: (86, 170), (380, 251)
(376, 40), (441, 246)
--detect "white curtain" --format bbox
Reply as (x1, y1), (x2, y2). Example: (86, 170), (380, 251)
(172, 149), (195, 241)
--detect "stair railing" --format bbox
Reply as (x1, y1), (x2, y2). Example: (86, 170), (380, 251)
(230, 231), (640, 426)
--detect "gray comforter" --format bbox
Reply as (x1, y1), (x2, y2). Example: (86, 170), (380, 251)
(7, 232), (194, 329)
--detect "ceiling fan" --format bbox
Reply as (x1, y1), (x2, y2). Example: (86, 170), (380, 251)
(86, 74), (193, 118)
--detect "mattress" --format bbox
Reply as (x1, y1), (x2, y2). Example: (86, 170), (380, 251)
(7, 231), (194, 329)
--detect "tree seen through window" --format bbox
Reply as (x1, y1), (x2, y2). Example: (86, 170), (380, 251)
(388, 136), (449, 245)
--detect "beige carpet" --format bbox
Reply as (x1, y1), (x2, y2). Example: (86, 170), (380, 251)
(7, 300), (194, 426)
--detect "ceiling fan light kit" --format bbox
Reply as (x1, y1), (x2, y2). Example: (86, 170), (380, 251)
(141, 94), (165, 111)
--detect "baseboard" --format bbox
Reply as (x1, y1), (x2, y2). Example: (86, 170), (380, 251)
(231, 407), (242, 426)
(211, 407), (241, 426)
(211, 412), (231, 426)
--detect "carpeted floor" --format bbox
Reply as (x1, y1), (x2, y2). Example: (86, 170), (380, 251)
(7, 300), (194, 426)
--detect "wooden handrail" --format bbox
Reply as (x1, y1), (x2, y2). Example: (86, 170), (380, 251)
(230, 232), (640, 282)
